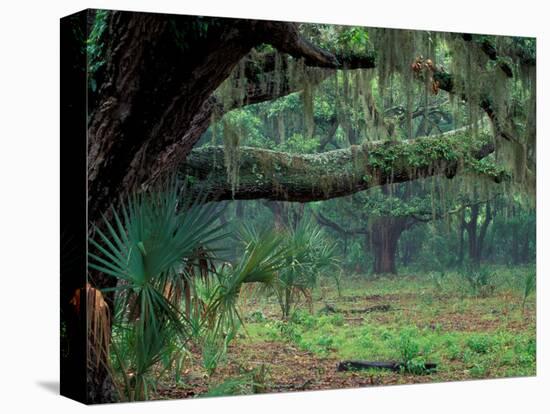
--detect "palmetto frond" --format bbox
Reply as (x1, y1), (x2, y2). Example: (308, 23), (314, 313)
(88, 181), (227, 400)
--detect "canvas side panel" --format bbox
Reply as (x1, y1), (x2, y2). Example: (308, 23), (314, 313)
(60, 9), (88, 404)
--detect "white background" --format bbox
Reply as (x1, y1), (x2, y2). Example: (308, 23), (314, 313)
(0, 0), (548, 412)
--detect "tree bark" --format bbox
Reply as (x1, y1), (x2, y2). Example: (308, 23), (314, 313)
(182, 131), (500, 203)
(371, 217), (412, 275)
(458, 208), (466, 266)
(464, 201), (493, 267)
(87, 13), (264, 224)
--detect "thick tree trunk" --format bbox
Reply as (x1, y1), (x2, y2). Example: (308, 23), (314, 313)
(87, 12), (262, 226)
(371, 217), (409, 275)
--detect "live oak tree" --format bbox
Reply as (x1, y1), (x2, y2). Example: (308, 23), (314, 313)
(71, 9), (535, 402)
(313, 184), (432, 275)
(311, 177), (485, 275)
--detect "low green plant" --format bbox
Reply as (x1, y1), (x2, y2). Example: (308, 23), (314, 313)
(90, 182), (287, 400)
(317, 335), (335, 349)
(394, 328), (432, 374)
(459, 265), (495, 297)
(290, 309), (317, 328)
(204, 376), (252, 397)
(270, 217), (340, 319)
(251, 364), (270, 394)
(89, 182), (226, 401)
(397, 329), (420, 363)
(201, 332), (229, 375)
(249, 310), (267, 323)
(447, 343), (462, 361)
(406, 356), (429, 375)
(469, 363), (488, 378)
(466, 334), (493, 354)
(274, 320), (303, 344)
(428, 271), (447, 292)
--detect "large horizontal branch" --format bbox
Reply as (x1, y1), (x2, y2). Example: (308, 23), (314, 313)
(182, 130), (503, 203)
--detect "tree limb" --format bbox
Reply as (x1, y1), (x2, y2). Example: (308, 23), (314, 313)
(182, 130), (503, 203)
(312, 210), (369, 235)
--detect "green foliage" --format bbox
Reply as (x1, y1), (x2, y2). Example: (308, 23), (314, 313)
(89, 182), (288, 400)
(202, 332), (228, 375)
(249, 310), (267, 323)
(290, 309), (317, 329)
(274, 320), (303, 343)
(194, 228), (290, 374)
(274, 217), (340, 319)
(337, 27), (370, 54)
(203, 363), (270, 397)
(428, 271), (447, 291)
(466, 334), (493, 354)
(459, 265), (495, 297)
(395, 328), (430, 374)
(207, 229), (287, 330)
(278, 133), (320, 154)
(86, 10), (108, 92)
(89, 182), (226, 400)
(469, 363), (489, 378)
(203, 376), (252, 397)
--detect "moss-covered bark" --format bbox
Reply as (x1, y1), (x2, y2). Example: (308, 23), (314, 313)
(182, 130), (505, 202)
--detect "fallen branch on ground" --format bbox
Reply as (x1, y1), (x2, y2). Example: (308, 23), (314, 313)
(337, 360), (437, 373)
(319, 303), (393, 314)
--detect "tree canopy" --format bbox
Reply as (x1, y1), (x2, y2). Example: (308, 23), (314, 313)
(85, 11), (536, 223)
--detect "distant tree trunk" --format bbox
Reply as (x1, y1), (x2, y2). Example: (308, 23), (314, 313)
(264, 201), (286, 230)
(399, 238), (411, 266)
(511, 220), (520, 264)
(458, 208), (466, 266)
(464, 201), (492, 268)
(371, 217), (410, 275)
(264, 201), (305, 231)
(521, 227), (530, 263)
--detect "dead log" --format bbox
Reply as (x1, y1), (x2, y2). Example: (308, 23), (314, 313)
(319, 303), (393, 315)
(337, 360), (437, 373)
(347, 304), (392, 314)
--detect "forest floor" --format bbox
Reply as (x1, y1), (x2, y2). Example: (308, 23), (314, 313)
(154, 269), (536, 400)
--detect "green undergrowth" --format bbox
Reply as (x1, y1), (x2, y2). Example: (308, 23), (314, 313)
(240, 266), (536, 381)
